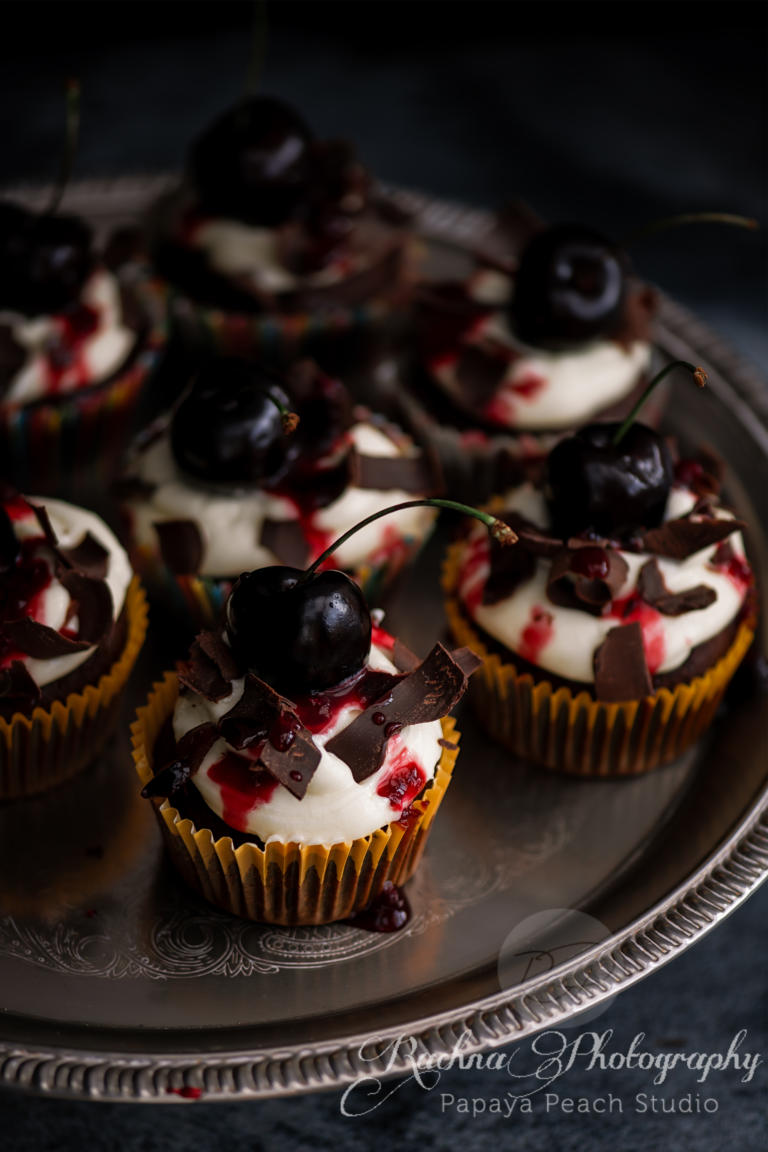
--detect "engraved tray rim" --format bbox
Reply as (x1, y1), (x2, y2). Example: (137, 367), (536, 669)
(1, 178), (767, 1102)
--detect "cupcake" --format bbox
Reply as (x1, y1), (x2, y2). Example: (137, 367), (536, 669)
(149, 95), (419, 388)
(0, 484), (147, 799)
(132, 545), (481, 925)
(443, 364), (756, 775)
(0, 200), (163, 504)
(400, 216), (659, 501)
(116, 357), (438, 629)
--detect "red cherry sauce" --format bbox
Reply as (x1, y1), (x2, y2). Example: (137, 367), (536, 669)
(518, 606), (554, 665)
(44, 302), (101, 394)
(375, 736), (426, 814)
(293, 665), (399, 736)
(710, 540), (752, 596)
(370, 624), (395, 652)
(0, 533), (52, 668)
(207, 752), (279, 831)
(609, 595), (665, 675)
(346, 880), (411, 933)
(511, 372), (546, 400)
(674, 458), (706, 489)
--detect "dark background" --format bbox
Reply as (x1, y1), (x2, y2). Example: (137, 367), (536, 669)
(1, 2), (767, 1148)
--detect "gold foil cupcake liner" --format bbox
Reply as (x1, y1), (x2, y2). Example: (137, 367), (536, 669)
(0, 577), (149, 800)
(132, 673), (459, 924)
(443, 541), (755, 776)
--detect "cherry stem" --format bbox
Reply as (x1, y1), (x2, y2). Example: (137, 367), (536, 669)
(245, 0), (269, 97)
(47, 79), (80, 216)
(612, 360), (707, 447)
(261, 389), (299, 434)
(299, 500), (518, 582)
(625, 212), (758, 245)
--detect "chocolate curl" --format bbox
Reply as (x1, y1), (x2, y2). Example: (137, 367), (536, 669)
(593, 623), (653, 702)
(60, 531), (109, 579)
(637, 559), (717, 616)
(326, 642), (481, 783)
(2, 618), (89, 659)
(547, 547), (629, 617)
(349, 448), (436, 495)
(142, 722), (219, 798)
(58, 571), (114, 645)
(0, 659), (41, 708)
(218, 674), (321, 800)
(261, 519), (309, 568)
(639, 516), (746, 561)
(154, 519), (204, 576)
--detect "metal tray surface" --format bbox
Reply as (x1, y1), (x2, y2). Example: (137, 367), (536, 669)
(0, 181), (767, 1101)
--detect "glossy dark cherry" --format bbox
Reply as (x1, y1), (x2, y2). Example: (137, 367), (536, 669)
(225, 566), (372, 696)
(513, 224), (628, 350)
(189, 96), (314, 226)
(20, 213), (93, 316)
(547, 422), (673, 539)
(170, 358), (295, 487)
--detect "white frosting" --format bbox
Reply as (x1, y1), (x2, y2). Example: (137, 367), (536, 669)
(123, 419), (434, 577)
(1, 270), (135, 405)
(173, 640), (443, 844)
(189, 218), (368, 294)
(457, 484), (750, 684)
(6, 497), (133, 687)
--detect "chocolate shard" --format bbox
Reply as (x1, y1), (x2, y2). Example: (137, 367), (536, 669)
(60, 531), (109, 579)
(218, 674), (321, 800)
(177, 637), (234, 703)
(637, 559), (717, 616)
(640, 516), (746, 561)
(261, 519), (309, 568)
(392, 638), (420, 673)
(451, 647), (483, 678)
(484, 522), (537, 605)
(58, 571), (114, 645)
(350, 449), (435, 495)
(2, 618), (90, 659)
(218, 673), (280, 748)
(454, 345), (508, 408)
(28, 502), (59, 550)
(196, 630), (241, 682)
(0, 659), (41, 707)
(611, 283), (658, 349)
(593, 623), (653, 702)
(142, 722), (219, 798)
(154, 519), (204, 576)
(325, 642), (480, 783)
(547, 547), (629, 616)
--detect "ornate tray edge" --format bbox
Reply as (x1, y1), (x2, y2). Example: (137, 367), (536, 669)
(0, 183), (767, 1101)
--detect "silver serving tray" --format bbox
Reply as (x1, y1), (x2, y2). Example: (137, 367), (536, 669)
(0, 181), (766, 1102)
